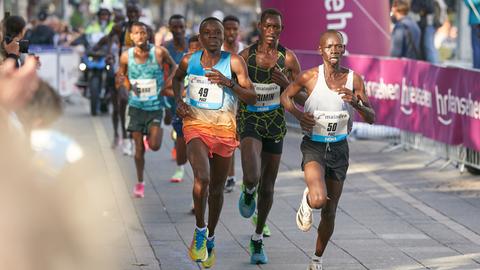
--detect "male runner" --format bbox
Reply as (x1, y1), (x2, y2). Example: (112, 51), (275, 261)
(172, 17), (255, 268)
(280, 30), (375, 270)
(221, 15), (245, 192)
(165, 14), (189, 183)
(96, 1), (142, 155)
(116, 22), (176, 198)
(237, 8), (302, 264)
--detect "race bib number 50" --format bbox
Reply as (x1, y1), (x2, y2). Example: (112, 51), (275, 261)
(311, 111), (349, 143)
(246, 83), (281, 112)
(187, 75), (224, 110)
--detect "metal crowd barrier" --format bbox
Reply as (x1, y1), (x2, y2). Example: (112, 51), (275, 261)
(29, 46), (80, 97)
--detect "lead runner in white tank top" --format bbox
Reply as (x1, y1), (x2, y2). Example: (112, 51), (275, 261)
(304, 64), (355, 142)
(279, 30), (376, 269)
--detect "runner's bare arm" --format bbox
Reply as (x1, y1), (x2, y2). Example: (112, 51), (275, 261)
(281, 69), (316, 131)
(225, 54), (256, 104)
(238, 46), (250, 62)
(335, 73), (375, 124)
(284, 49), (308, 106)
(115, 51), (129, 90)
(172, 54), (191, 118)
(156, 46), (177, 93)
(352, 73), (375, 124)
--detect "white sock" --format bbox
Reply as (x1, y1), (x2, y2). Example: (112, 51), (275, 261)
(312, 254), (322, 262)
(207, 235), (215, 241)
(177, 165), (184, 171)
(196, 226), (207, 232)
(246, 186), (256, 194)
(252, 233), (263, 241)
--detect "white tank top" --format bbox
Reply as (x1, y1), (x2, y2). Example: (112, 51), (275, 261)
(304, 65), (354, 142)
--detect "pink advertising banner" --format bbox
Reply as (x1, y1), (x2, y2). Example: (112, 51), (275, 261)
(295, 53), (480, 151)
(261, 0), (391, 56)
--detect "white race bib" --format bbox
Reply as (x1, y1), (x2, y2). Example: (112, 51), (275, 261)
(131, 79), (158, 101)
(187, 75), (224, 110)
(247, 83), (281, 112)
(311, 111), (349, 143)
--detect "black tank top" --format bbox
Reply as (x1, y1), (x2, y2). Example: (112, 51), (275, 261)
(237, 43), (288, 141)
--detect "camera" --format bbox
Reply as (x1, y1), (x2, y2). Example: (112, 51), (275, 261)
(3, 34), (30, 54)
(18, 39), (29, 54)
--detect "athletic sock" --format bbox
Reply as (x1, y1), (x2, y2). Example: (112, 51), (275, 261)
(246, 186), (256, 194)
(196, 226), (207, 232)
(252, 233), (263, 241)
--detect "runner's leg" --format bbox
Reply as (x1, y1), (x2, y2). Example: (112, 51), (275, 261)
(187, 138), (211, 228)
(207, 153), (232, 237)
(315, 177), (343, 256)
(254, 152), (281, 234)
(132, 131), (145, 182)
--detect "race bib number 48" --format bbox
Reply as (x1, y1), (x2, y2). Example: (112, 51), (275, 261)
(131, 79), (158, 101)
(311, 110), (349, 143)
(187, 75), (224, 110)
(247, 83), (281, 112)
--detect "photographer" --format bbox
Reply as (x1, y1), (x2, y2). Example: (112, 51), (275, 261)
(1, 15), (29, 68)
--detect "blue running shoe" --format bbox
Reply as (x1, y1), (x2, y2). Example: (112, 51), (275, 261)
(189, 228), (208, 262)
(239, 184), (256, 218)
(250, 238), (268, 264)
(202, 237), (216, 268)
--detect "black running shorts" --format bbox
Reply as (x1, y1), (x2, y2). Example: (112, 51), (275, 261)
(300, 136), (349, 181)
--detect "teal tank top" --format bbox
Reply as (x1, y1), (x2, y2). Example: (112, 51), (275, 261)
(127, 45), (165, 111)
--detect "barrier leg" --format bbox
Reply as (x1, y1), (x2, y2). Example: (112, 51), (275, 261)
(424, 157), (442, 167)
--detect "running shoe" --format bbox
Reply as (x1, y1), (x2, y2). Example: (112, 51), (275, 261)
(296, 187), (313, 232)
(189, 228), (208, 262)
(238, 184), (256, 218)
(224, 177), (235, 193)
(249, 238), (268, 264)
(251, 213), (271, 237)
(122, 139), (133, 156)
(169, 167), (184, 183)
(307, 257), (323, 270)
(133, 183), (145, 198)
(143, 136), (150, 151)
(201, 237), (216, 268)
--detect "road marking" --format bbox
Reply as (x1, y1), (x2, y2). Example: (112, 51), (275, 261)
(358, 168), (480, 246)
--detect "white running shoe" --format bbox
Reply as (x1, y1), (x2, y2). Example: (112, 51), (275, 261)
(122, 139), (133, 156)
(307, 257), (322, 270)
(296, 187), (313, 232)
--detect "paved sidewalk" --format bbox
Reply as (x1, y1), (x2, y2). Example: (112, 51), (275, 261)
(60, 96), (480, 270)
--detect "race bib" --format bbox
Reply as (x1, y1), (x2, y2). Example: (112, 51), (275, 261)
(130, 79), (158, 101)
(247, 83), (281, 112)
(311, 111), (349, 143)
(187, 75), (224, 110)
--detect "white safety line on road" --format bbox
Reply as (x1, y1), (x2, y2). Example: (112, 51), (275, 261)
(357, 167), (480, 246)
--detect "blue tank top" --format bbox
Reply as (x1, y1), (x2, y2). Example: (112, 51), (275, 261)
(165, 39), (189, 113)
(165, 39), (189, 64)
(184, 50), (237, 125)
(127, 45), (165, 111)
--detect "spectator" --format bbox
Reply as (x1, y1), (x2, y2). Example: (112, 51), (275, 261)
(410, 0), (441, 63)
(1, 15), (27, 67)
(27, 11), (55, 46)
(464, 0), (480, 69)
(85, 7), (114, 47)
(390, 0), (422, 59)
